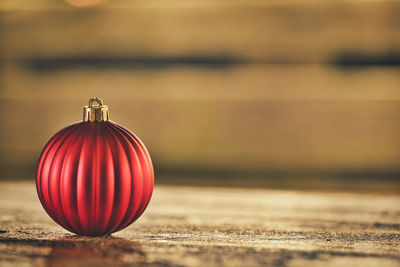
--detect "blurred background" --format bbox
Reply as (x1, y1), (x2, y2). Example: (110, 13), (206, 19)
(1, 0), (400, 193)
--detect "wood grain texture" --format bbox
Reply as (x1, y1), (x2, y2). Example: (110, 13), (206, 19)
(0, 181), (399, 266)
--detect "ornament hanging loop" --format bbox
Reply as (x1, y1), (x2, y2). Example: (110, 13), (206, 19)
(89, 97), (103, 108)
(84, 97), (109, 122)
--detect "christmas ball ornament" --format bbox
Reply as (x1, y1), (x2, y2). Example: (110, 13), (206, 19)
(36, 97), (154, 236)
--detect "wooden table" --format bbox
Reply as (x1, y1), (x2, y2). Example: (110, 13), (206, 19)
(1, 181), (399, 266)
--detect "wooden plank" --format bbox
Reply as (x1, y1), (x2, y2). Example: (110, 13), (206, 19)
(1, 1), (400, 62)
(0, 182), (400, 266)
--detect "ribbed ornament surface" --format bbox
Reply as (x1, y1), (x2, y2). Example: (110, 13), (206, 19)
(36, 121), (154, 236)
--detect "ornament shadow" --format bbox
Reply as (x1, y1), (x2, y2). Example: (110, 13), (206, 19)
(45, 235), (146, 267)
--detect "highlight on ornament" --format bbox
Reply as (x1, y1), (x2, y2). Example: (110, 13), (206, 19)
(36, 97), (154, 236)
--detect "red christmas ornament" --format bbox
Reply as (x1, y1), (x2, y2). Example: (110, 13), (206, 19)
(36, 97), (154, 236)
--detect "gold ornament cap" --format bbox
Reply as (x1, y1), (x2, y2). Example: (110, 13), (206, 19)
(83, 97), (109, 122)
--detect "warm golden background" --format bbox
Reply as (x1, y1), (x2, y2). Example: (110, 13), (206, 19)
(1, 0), (400, 193)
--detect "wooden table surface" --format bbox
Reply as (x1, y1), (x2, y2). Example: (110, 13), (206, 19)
(0, 181), (399, 266)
